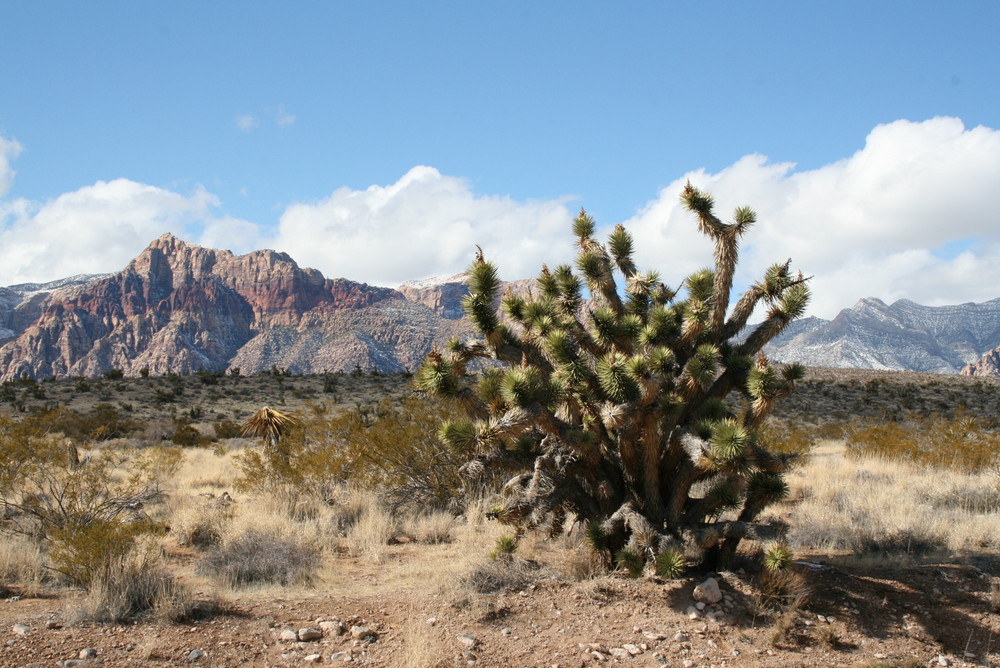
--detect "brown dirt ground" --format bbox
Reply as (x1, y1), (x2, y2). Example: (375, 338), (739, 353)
(2, 542), (999, 667)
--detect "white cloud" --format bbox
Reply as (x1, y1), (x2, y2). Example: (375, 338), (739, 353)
(620, 117), (1000, 318)
(2, 118), (999, 321)
(0, 178), (261, 285)
(274, 105), (296, 127)
(237, 106), (296, 131)
(0, 136), (23, 197)
(236, 114), (258, 131)
(270, 166), (577, 284)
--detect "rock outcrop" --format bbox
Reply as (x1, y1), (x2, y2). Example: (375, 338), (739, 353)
(961, 346), (1000, 377)
(0, 234), (469, 380)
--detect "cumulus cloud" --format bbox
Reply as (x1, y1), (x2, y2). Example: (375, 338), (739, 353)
(270, 166), (577, 284)
(621, 117), (1000, 318)
(0, 136), (23, 197)
(0, 178), (261, 285)
(274, 105), (296, 127)
(2, 118), (999, 321)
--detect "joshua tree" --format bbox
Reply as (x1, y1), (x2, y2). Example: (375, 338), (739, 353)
(415, 184), (810, 570)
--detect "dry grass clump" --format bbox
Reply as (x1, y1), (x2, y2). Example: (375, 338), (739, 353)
(775, 441), (1000, 559)
(0, 533), (47, 596)
(73, 549), (194, 624)
(197, 529), (320, 589)
(400, 614), (450, 668)
(403, 511), (456, 544)
(169, 499), (232, 549)
(345, 497), (397, 562)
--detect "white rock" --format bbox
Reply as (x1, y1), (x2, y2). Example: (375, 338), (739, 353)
(350, 626), (377, 641)
(622, 643), (642, 655)
(936, 656), (951, 667)
(692, 577), (723, 604)
(643, 631), (669, 640)
(457, 634), (479, 650)
(694, 601), (706, 611)
(298, 628), (323, 642)
(303, 654), (322, 663)
(187, 649), (204, 662)
(11, 624), (28, 636)
(279, 629), (299, 642)
(79, 649), (98, 659)
(685, 605), (703, 620)
(609, 648), (630, 659)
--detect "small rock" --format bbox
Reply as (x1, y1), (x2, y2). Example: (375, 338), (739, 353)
(298, 628), (323, 642)
(456, 634), (479, 650)
(936, 656), (950, 667)
(609, 648), (630, 659)
(426, 617), (437, 626)
(349, 626), (377, 641)
(303, 654), (322, 663)
(11, 624), (28, 636)
(279, 629), (299, 642)
(319, 621), (346, 635)
(682, 660), (695, 668)
(685, 605), (703, 620)
(187, 649), (204, 662)
(693, 577), (723, 604)
(694, 601), (706, 611)
(330, 652), (348, 661)
(79, 649), (98, 659)
(622, 643), (642, 656)
(500, 628), (512, 637)
(643, 631), (668, 640)
(45, 620), (60, 630)
(673, 632), (689, 642)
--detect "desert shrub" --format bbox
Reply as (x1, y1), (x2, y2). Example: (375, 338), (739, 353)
(213, 419), (243, 439)
(101, 368), (124, 380)
(172, 423), (204, 447)
(27, 403), (137, 442)
(170, 501), (231, 549)
(234, 394), (474, 511)
(462, 557), (540, 594)
(0, 420), (177, 585)
(49, 517), (161, 587)
(845, 412), (1000, 472)
(197, 529), (319, 588)
(74, 548), (193, 623)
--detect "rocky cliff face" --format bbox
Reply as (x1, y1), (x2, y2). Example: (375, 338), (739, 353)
(0, 235), (469, 380)
(961, 346), (1000, 377)
(765, 297), (1000, 373)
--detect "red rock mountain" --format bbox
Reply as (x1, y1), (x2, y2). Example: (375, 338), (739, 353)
(0, 235), (475, 380)
(961, 346), (1000, 377)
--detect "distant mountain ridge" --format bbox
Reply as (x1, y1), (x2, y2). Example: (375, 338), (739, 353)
(764, 296), (1000, 375)
(2, 235), (999, 380)
(0, 235), (476, 381)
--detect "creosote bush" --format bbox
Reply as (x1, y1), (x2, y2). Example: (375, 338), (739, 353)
(417, 185), (810, 571)
(234, 394), (476, 512)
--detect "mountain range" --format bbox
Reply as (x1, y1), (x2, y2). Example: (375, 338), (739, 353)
(1, 235), (999, 380)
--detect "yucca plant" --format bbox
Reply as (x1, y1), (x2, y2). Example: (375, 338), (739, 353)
(416, 184), (810, 571)
(242, 406), (298, 466)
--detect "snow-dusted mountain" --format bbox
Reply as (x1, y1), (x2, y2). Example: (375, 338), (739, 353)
(765, 297), (1000, 374)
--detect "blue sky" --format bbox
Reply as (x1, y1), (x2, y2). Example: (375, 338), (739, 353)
(2, 2), (999, 317)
